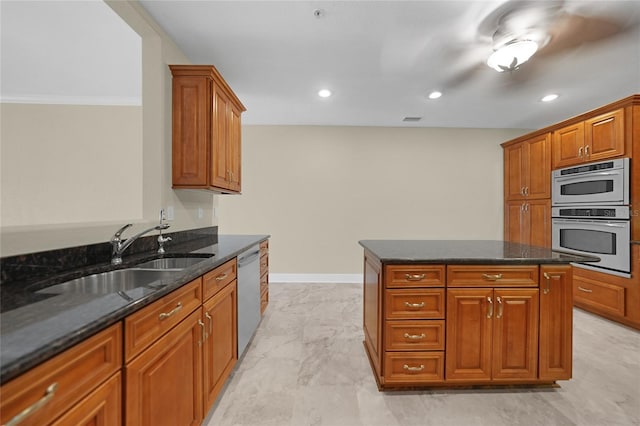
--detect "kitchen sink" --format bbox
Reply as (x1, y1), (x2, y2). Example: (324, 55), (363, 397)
(133, 257), (211, 270)
(37, 269), (177, 295)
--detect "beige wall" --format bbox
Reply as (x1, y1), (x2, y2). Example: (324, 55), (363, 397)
(0, 1), (215, 256)
(218, 126), (528, 275)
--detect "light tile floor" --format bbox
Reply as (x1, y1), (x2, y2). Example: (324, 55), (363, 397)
(205, 282), (640, 426)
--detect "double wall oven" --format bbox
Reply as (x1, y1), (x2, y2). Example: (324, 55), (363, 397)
(551, 158), (631, 277)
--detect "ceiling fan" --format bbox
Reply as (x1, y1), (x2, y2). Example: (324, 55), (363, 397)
(399, 0), (640, 89)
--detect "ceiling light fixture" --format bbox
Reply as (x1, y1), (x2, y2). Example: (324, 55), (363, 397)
(428, 91), (442, 100)
(318, 89), (331, 98)
(541, 93), (559, 102)
(487, 40), (538, 72)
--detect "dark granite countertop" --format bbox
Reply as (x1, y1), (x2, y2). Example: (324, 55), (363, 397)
(359, 240), (600, 264)
(0, 233), (268, 384)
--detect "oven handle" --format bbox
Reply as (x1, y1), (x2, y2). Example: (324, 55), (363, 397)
(552, 219), (628, 228)
(554, 171), (620, 182)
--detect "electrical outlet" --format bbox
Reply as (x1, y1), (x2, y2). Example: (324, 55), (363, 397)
(198, 207), (203, 219)
(166, 206), (175, 220)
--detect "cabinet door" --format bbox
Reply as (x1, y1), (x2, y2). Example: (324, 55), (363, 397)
(526, 199), (551, 248)
(445, 288), (493, 381)
(227, 103), (242, 192)
(203, 281), (237, 411)
(172, 75), (211, 187)
(526, 134), (551, 199)
(552, 122), (584, 169)
(51, 373), (121, 426)
(504, 142), (526, 200)
(539, 265), (573, 381)
(126, 309), (203, 426)
(492, 289), (539, 380)
(363, 253), (383, 378)
(504, 200), (525, 244)
(585, 109), (625, 162)
(211, 85), (230, 190)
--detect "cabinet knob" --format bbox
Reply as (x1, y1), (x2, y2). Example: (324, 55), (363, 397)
(404, 301), (425, 309)
(403, 333), (426, 341)
(584, 145), (590, 157)
(482, 273), (503, 281)
(403, 364), (425, 372)
(405, 273), (425, 281)
(578, 146), (584, 158)
(486, 296), (493, 318)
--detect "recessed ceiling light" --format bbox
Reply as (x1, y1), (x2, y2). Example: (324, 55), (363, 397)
(318, 89), (331, 98)
(428, 91), (442, 100)
(541, 94), (559, 102)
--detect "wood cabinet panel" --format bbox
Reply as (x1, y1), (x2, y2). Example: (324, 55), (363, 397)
(445, 288), (493, 381)
(585, 109), (625, 162)
(384, 289), (445, 320)
(203, 258), (237, 301)
(574, 273), (626, 317)
(125, 308), (203, 426)
(383, 352), (444, 384)
(539, 265), (573, 381)
(504, 134), (550, 200)
(363, 252), (383, 378)
(504, 200), (551, 248)
(447, 265), (539, 287)
(552, 122), (585, 169)
(0, 324), (121, 426)
(505, 142), (527, 200)
(491, 289), (539, 380)
(384, 265), (445, 288)
(203, 281), (237, 411)
(50, 372), (121, 426)
(384, 320), (445, 351)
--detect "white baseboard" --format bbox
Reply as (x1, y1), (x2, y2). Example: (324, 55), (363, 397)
(269, 273), (363, 284)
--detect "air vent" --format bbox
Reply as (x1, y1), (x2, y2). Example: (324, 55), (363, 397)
(402, 117), (422, 122)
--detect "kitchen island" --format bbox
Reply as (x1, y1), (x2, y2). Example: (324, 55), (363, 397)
(359, 240), (598, 390)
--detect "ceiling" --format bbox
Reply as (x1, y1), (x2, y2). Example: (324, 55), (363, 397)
(140, 0), (640, 130)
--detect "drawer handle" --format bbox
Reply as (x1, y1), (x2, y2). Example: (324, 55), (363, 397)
(198, 319), (206, 346)
(6, 383), (58, 426)
(482, 273), (503, 281)
(158, 302), (182, 320)
(403, 364), (425, 372)
(404, 301), (425, 309)
(496, 296), (503, 319)
(487, 296), (493, 319)
(405, 273), (425, 281)
(403, 333), (426, 341)
(578, 286), (593, 293)
(215, 273), (229, 282)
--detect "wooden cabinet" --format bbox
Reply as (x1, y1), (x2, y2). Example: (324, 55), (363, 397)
(445, 286), (539, 382)
(539, 265), (573, 380)
(0, 324), (122, 426)
(363, 251), (383, 380)
(381, 265), (446, 386)
(504, 199), (551, 247)
(260, 240), (269, 314)
(504, 133), (551, 200)
(552, 109), (625, 168)
(125, 308), (203, 426)
(504, 133), (551, 247)
(202, 259), (238, 412)
(170, 65), (245, 193)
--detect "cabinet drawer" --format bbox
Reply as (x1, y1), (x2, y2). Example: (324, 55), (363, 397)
(385, 289), (445, 319)
(383, 352), (444, 384)
(203, 258), (237, 301)
(574, 275), (625, 316)
(125, 278), (202, 362)
(385, 320), (445, 351)
(385, 265), (445, 288)
(447, 265), (538, 287)
(0, 324), (121, 426)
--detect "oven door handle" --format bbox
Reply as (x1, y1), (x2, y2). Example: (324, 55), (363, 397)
(552, 219), (628, 227)
(554, 171), (620, 182)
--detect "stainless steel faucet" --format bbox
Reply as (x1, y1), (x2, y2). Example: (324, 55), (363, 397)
(110, 223), (170, 265)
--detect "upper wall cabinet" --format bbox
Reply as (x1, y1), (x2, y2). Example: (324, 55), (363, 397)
(504, 133), (551, 201)
(170, 65), (246, 193)
(551, 109), (625, 169)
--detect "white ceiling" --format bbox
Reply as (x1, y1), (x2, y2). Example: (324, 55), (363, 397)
(139, 0), (640, 129)
(0, 0), (141, 105)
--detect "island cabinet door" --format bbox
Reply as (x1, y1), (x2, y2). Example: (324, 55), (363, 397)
(539, 265), (573, 381)
(363, 253), (383, 378)
(445, 288), (493, 382)
(491, 289), (539, 380)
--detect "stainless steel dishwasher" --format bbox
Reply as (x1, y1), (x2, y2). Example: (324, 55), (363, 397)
(237, 245), (261, 356)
